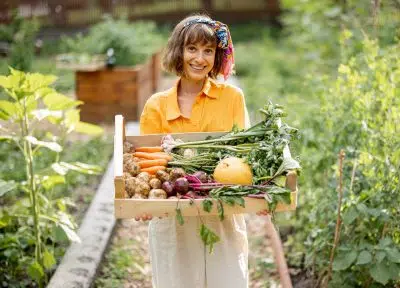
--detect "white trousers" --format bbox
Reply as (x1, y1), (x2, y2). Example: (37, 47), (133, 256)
(148, 214), (248, 288)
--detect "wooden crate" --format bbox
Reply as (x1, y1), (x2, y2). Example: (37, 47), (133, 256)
(76, 52), (161, 123)
(114, 115), (298, 219)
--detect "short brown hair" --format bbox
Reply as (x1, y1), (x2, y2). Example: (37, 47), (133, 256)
(162, 14), (224, 79)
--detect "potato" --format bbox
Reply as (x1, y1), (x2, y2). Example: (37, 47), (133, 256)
(137, 172), (151, 183)
(149, 178), (162, 189)
(156, 170), (170, 182)
(123, 141), (135, 153)
(124, 177), (138, 197)
(134, 179), (150, 197)
(149, 189), (167, 199)
(123, 159), (140, 176)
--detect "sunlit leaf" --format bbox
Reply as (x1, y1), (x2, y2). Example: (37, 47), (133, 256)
(41, 175), (65, 190)
(31, 109), (62, 121)
(58, 161), (102, 175)
(74, 121), (104, 136)
(51, 163), (68, 175)
(43, 249), (56, 269)
(27, 261), (44, 282)
(43, 92), (82, 111)
(25, 136), (62, 152)
(25, 73), (57, 93)
(0, 100), (18, 120)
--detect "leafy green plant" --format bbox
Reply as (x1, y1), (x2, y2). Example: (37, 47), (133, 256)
(299, 31), (400, 287)
(60, 16), (164, 66)
(0, 68), (104, 286)
(0, 11), (40, 72)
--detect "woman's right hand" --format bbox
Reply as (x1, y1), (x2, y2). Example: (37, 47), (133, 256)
(135, 213), (153, 221)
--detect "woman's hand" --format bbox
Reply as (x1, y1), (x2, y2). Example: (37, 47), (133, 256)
(256, 210), (269, 216)
(134, 212), (170, 221)
(135, 213), (153, 221)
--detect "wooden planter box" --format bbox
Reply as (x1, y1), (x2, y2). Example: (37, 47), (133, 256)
(76, 52), (162, 123)
(114, 115), (298, 219)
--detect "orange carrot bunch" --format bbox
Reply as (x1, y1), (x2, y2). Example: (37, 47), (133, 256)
(133, 146), (171, 174)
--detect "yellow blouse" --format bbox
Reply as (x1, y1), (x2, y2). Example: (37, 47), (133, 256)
(140, 77), (247, 134)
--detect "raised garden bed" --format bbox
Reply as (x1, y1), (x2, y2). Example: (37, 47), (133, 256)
(76, 52), (161, 123)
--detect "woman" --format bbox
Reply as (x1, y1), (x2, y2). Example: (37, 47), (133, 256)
(139, 14), (250, 288)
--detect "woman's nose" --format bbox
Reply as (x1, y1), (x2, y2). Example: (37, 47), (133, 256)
(194, 52), (206, 63)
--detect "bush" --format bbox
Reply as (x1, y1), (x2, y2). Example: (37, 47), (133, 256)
(61, 16), (164, 66)
(0, 12), (40, 72)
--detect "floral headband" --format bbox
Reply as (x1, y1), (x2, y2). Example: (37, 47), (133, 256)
(183, 18), (234, 80)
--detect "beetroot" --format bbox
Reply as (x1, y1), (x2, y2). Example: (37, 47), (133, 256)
(162, 181), (175, 197)
(174, 177), (189, 193)
(192, 171), (208, 183)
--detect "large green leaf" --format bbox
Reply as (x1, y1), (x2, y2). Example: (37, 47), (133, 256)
(25, 136), (62, 153)
(41, 175), (65, 190)
(25, 72), (57, 93)
(51, 163), (69, 176)
(0, 75), (11, 89)
(30, 109), (62, 121)
(58, 161), (103, 175)
(0, 179), (17, 197)
(74, 121), (104, 136)
(369, 261), (399, 285)
(332, 250), (358, 271)
(43, 92), (82, 111)
(43, 249), (56, 269)
(356, 250), (372, 265)
(27, 261), (44, 282)
(0, 100), (18, 120)
(273, 157), (301, 177)
(386, 248), (400, 263)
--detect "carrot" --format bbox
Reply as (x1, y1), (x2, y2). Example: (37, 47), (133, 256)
(152, 152), (173, 161)
(134, 152), (172, 161)
(138, 159), (168, 169)
(140, 166), (166, 174)
(135, 146), (163, 153)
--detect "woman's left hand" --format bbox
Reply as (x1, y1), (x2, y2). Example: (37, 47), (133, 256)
(256, 210), (269, 216)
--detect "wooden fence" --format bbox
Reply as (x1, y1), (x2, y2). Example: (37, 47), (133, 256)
(0, 0), (280, 26)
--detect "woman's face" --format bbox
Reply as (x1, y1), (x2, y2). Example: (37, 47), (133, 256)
(182, 41), (216, 82)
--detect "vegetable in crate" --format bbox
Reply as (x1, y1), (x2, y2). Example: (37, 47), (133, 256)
(166, 101), (300, 183)
(213, 157), (253, 185)
(123, 153), (140, 176)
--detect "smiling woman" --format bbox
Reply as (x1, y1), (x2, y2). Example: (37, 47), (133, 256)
(138, 14), (250, 288)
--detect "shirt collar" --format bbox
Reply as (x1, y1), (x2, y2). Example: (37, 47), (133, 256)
(166, 77), (219, 121)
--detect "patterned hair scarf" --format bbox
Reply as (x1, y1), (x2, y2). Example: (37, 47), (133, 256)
(183, 18), (234, 80)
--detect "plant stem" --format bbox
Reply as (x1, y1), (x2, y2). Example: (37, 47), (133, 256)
(22, 99), (43, 278)
(326, 149), (345, 286)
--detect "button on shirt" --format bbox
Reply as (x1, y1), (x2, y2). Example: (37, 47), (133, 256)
(140, 77), (246, 134)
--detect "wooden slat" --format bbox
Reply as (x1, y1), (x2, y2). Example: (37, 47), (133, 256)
(115, 191), (297, 218)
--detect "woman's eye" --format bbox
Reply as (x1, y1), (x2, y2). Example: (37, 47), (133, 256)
(205, 49), (213, 54)
(187, 46), (196, 52)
